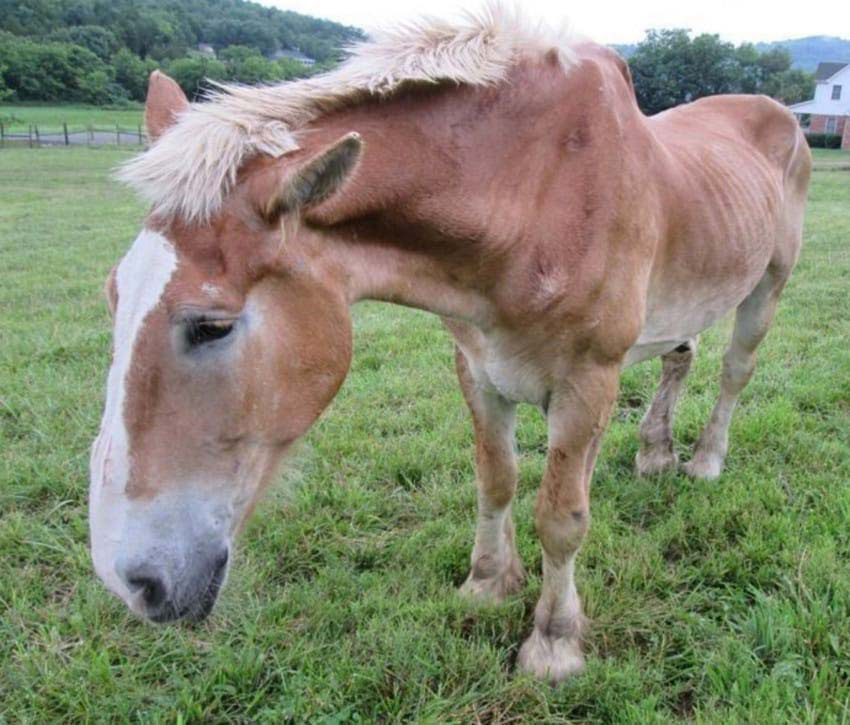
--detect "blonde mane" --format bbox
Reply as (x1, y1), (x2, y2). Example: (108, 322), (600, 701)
(117, 3), (578, 223)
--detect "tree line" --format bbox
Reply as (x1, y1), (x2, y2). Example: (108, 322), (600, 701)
(0, 0), (363, 104)
(0, 1), (815, 114)
(627, 29), (815, 114)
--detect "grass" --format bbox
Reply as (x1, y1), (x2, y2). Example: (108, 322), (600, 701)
(811, 148), (850, 169)
(1, 146), (849, 722)
(0, 103), (143, 131)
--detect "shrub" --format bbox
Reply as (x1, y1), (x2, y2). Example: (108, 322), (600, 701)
(113, 48), (158, 101)
(165, 56), (227, 100)
(805, 133), (843, 149)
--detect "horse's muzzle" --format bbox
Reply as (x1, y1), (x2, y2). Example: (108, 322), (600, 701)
(122, 547), (229, 623)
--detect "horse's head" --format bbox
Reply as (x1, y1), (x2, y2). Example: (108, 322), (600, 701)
(89, 72), (361, 622)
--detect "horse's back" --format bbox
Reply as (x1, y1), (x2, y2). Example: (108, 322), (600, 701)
(628, 94), (810, 362)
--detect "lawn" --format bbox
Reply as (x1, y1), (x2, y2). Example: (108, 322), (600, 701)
(0, 103), (143, 132)
(811, 148), (850, 169)
(1, 147), (848, 722)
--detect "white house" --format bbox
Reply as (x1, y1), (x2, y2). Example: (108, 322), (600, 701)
(789, 62), (850, 149)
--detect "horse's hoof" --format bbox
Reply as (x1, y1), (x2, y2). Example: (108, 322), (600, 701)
(517, 629), (585, 683)
(683, 452), (724, 480)
(635, 447), (679, 476)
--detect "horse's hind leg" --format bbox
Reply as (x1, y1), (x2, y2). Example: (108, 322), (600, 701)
(636, 337), (698, 476)
(684, 265), (790, 479)
(453, 345), (525, 602)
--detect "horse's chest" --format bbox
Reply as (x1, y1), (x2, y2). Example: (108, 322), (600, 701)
(466, 333), (550, 407)
(483, 357), (548, 406)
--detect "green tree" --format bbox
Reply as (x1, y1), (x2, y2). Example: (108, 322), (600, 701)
(218, 45), (262, 65)
(628, 29), (816, 115)
(0, 34), (111, 102)
(79, 69), (126, 104)
(762, 68), (816, 105)
(166, 56), (227, 100)
(629, 29), (742, 114)
(0, 61), (13, 101)
(46, 25), (118, 61)
(113, 47), (158, 101)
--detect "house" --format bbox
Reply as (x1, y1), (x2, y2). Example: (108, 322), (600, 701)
(789, 61), (850, 149)
(272, 48), (316, 66)
(196, 43), (216, 58)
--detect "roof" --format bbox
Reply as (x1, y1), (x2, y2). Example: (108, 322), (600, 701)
(814, 62), (848, 81)
(788, 99), (849, 115)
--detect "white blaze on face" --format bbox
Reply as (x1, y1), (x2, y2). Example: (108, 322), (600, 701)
(89, 229), (177, 606)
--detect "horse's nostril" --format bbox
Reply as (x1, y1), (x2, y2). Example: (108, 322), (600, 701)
(213, 548), (229, 575)
(127, 573), (167, 609)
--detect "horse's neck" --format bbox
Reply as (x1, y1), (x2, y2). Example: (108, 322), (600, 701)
(301, 56), (646, 328)
(300, 85), (508, 326)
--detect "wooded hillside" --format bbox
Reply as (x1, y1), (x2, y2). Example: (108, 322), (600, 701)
(0, 0), (364, 103)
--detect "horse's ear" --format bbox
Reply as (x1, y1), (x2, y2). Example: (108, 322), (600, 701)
(264, 132), (362, 219)
(145, 71), (189, 141)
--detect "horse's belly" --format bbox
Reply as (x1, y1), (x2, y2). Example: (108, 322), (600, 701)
(624, 264), (766, 367)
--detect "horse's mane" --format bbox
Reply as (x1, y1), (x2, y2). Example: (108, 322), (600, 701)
(117, 3), (578, 223)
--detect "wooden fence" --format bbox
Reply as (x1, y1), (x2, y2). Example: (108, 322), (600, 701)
(0, 123), (146, 148)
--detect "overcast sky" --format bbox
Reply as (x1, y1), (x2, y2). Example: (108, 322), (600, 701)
(263, 0), (849, 45)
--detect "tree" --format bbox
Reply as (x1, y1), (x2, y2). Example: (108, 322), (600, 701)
(629, 29), (740, 114)
(113, 47), (158, 101)
(762, 68), (816, 105)
(0, 34), (112, 102)
(166, 56), (226, 100)
(0, 62), (13, 102)
(628, 29), (816, 115)
(45, 25), (118, 61)
(79, 69), (126, 104)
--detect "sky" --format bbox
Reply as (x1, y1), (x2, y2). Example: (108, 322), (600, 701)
(263, 0), (850, 45)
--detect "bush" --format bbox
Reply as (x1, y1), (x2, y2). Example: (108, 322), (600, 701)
(45, 26), (119, 61)
(166, 56), (227, 100)
(113, 48), (158, 102)
(0, 32), (113, 102)
(805, 133), (843, 149)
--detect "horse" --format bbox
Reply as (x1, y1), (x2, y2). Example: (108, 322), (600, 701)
(89, 5), (811, 682)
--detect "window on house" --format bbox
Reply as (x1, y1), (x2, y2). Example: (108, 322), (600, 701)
(833, 85), (842, 100)
(826, 117), (837, 133)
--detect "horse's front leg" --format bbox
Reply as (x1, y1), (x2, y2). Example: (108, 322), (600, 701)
(454, 345), (525, 602)
(518, 363), (619, 683)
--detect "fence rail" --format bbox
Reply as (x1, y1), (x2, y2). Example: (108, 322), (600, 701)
(0, 122), (146, 148)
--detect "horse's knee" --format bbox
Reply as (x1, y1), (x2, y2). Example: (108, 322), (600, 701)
(721, 347), (757, 393)
(534, 504), (589, 560)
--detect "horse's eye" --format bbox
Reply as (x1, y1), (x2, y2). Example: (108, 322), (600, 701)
(186, 318), (234, 347)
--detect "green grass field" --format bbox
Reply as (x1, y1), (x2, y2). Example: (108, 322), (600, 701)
(1, 147), (849, 722)
(0, 104), (143, 131)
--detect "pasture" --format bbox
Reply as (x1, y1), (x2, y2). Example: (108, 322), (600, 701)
(0, 104), (143, 131)
(1, 146), (848, 722)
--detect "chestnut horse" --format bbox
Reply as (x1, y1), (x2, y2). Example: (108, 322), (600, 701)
(89, 6), (810, 681)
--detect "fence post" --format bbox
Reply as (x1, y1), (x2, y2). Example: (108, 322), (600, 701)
(28, 125), (33, 148)
(34, 125), (40, 146)
(116, 123), (120, 145)
(138, 124), (143, 146)
(63, 122), (69, 146)
(0, 122), (4, 148)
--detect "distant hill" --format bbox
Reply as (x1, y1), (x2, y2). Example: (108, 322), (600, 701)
(0, 0), (364, 64)
(755, 36), (850, 71)
(0, 0), (365, 103)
